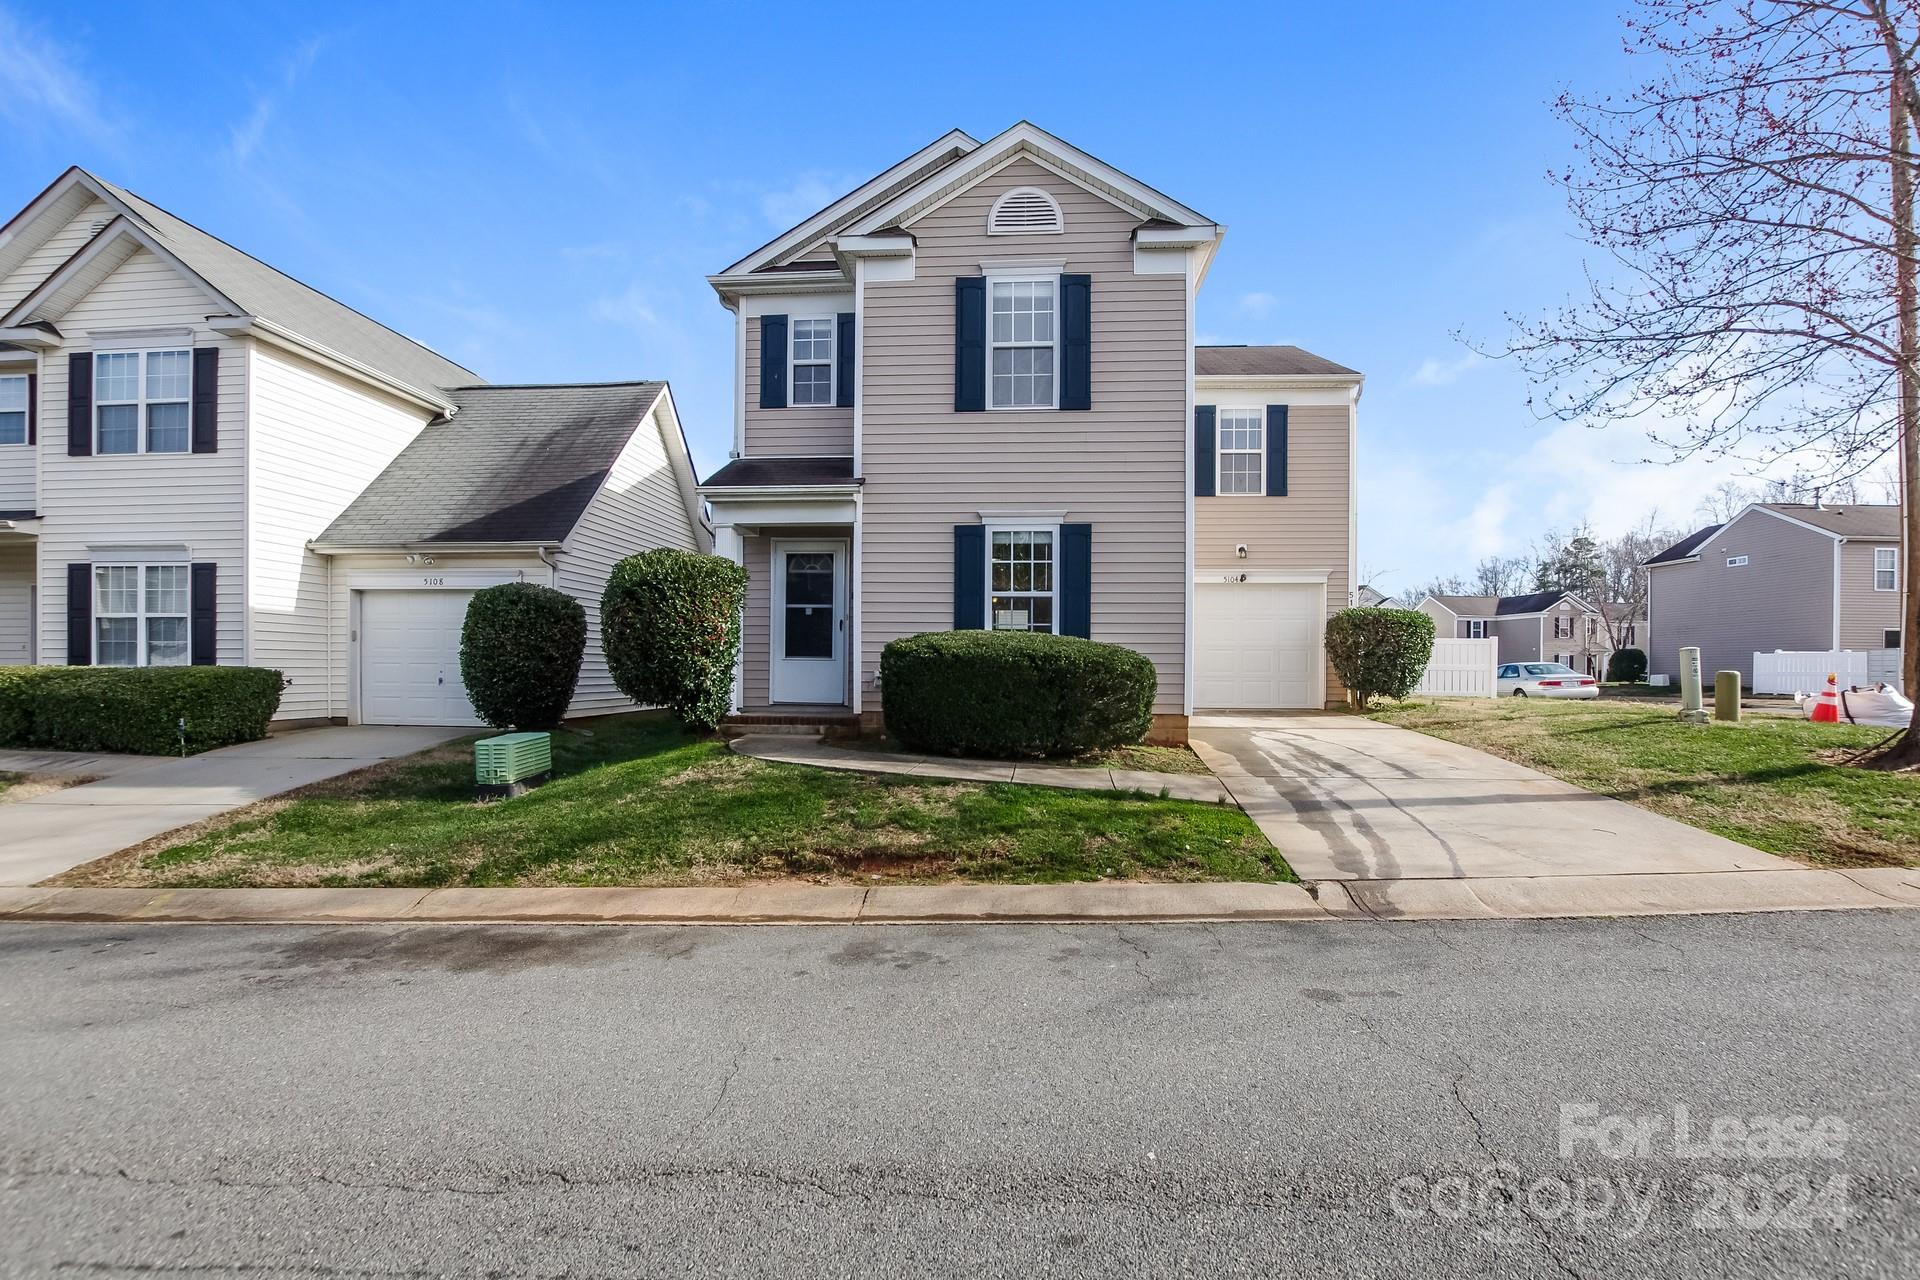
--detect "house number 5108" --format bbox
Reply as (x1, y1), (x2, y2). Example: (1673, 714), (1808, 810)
(422, 576), (446, 587)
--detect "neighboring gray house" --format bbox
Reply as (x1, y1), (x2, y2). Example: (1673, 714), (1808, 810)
(1643, 502), (1904, 686)
(1356, 584), (1388, 607)
(1416, 590), (1639, 677)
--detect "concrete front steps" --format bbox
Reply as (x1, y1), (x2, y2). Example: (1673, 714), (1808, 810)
(718, 707), (861, 740)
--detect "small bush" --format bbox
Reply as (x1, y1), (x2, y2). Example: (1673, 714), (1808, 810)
(0, 665), (283, 754)
(602, 548), (748, 731)
(1325, 607), (1436, 709)
(1607, 647), (1649, 683)
(459, 583), (586, 729)
(881, 630), (1156, 758)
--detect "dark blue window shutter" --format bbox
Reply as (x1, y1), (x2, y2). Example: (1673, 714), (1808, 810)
(759, 315), (787, 409)
(190, 563), (217, 665)
(67, 352), (92, 456)
(953, 524), (985, 629)
(66, 563), (91, 665)
(1059, 274), (1091, 410)
(191, 348), (219, 453)
(25, 372), (35, 445)
(1266, 404), (1289, 497)
(1060, 523), (1092, 638)
(1193, 405), (1216, 497)
(954, 277), (986, 412)
(835, 312), (854, 408)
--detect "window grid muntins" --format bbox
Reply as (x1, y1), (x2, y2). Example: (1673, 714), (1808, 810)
(989, 529), (1056, 633)
(95, 564), (190, 667)
(1875, 547), (1899, 591)
(1217, 409), (1264, 495)
(990, 279), (1055, 408)
(791, 319), (833, 406)
(96, 349), (190, 454)
(0, 374), (25, 446)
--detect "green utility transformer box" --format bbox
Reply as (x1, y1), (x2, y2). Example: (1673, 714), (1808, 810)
(475, 731), (553, 798)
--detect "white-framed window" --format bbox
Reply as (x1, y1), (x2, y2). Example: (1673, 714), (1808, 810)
(1553, 615), (1573, 639)
(1874, 547), (1898, 591)
(1217, 407), (1265, 495)
(94, 563), (190, 666)
(0, 374), (26, 446)
(1467, 619), (1486, 639)
(96, 349), (191, 454)
(1726, 555), (1749, 568)
(790, 318), (834, 407)
(988, 277), (1055, 409)
(988, 526), (1056, 633)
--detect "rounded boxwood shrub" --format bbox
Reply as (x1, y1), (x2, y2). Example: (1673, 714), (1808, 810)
(1325, 607), (1436, 709)
(881, 630), (1155, 758)
(602, 548), (748, 731)
(5, 666), (284, 754)
(459, 582), (587, 729)
(1606, 646), (1648, 683)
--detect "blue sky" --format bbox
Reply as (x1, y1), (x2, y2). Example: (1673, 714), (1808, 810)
(0, 2), (1829, 596)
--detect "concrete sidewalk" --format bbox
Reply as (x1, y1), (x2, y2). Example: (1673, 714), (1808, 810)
(0, 725), (464, 887)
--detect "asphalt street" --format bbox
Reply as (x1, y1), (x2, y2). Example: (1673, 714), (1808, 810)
(1, 912), (1915, 1278)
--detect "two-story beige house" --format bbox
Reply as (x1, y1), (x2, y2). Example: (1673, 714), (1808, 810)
(1416, 590), (1642, 678)
(0, 168), (707, 725)
(700, 124), (1362, 742)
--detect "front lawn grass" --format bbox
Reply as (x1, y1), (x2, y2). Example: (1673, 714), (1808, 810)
(835, 733), (1213, 775)
(1370, 698), (1919, 868)
(59, 713), (1287, 889)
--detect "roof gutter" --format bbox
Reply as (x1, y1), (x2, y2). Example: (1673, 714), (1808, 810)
(705, 269), (850, 304)
(307, 540), (565, 556)
(696, 484), (862, 501)
(209, 316), (456, 416)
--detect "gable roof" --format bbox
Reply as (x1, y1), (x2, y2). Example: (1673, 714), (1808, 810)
(1425, 590), (1590, 617)
(1645, 525), (1722, 566)
(1423, 594), (1498, 616)
(1196, 345), (1360, 379)
(316, 382), (673, 547)
(0, 168), (479, 399)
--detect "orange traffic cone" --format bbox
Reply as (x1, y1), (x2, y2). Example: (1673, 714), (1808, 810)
(1810, 672), (1841, 723)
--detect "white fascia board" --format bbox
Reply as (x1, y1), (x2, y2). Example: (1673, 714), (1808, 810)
(707, 270), (850, 303)
(0, 326), (58, 349)
(1135, 225), (1218, 250)
(698, 485), (861, 501)
(718, 129), (978, 276)
(833, 233), (914, 257)
(0, 215), (243, 328)
(1196, 376), (1363, 400)
(210, 316), (454, 416)
(310, 540), (562, 556)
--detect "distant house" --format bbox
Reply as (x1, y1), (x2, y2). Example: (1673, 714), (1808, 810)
(1356, 584), (1389, 607)
(1416, 590), (1640, 677)
(1643, 503), (1903, 686)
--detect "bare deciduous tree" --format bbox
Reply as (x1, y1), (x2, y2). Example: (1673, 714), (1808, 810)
(1471, 555), (1534, 597)
(1503, 0), (1920, 764)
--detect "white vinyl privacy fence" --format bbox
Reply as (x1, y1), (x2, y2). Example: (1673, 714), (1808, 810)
(1414, 637), (1499, 698)
(1751, 648), (1903, 695)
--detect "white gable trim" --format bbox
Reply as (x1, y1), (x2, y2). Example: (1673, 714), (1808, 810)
(0, 214), (241, 328)
(1415, 595), (1459, 619)
(0, 167), (107, 290)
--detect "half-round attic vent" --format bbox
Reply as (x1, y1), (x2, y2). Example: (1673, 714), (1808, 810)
(988, 187), (1064, 235)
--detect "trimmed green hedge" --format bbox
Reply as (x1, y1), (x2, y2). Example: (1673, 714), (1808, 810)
(459, 582), (586, 729)
(881, 630), (1155, 758)
(602, 548), (748, 731)
(1325, 607), (1436, 709)
(1606, 647), (1648, 683)
(0, 665), (284, 755)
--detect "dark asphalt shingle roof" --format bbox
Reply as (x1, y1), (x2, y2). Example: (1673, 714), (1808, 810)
(1195, 344), (1359, 378)
(1645, 525), (1722, 566)
(700, 456), (858, 488)
(1428, 590), (1586, 616)
(318, 382), (665, 546)
(1762, 503), (1901, 539)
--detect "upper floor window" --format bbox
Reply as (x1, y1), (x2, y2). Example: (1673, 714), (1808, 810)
(94, 563), (190, 666)
(1216, 408), (1264, 495)
(790, 319), (834, 406)
(989, 278), (1055, 408)
(1467, 619), (1487, 639)
(1726, 555), (1749, 567)
(1553, 614), (1573, 639)
(988, 187), (1063, 235)
(96, 349), (190, 455)
(1874, 547), (1898, 591)
(989, 527), (1056, 633)
(0, 375), (26, 446)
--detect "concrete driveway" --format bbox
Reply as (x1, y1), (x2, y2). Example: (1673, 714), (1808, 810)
(1190, 712), (1797, 883)
(0, 725), (464, 887)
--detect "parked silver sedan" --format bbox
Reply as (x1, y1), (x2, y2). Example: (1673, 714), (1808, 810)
(1497, 662), (1600, 699)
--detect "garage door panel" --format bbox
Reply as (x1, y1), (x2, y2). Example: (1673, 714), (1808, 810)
(359, 591), (484, 727)
(1195, 582), (1322, 710)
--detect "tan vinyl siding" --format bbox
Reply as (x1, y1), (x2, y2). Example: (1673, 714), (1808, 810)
(743, 311), (853, 456)
(248, 344), (432, 719)
(556, 405), (702, 716)
(0, 540), (32, 664)
(1645, 512), (1835, 683)
(860, 157), (1189, 713)
(36, 248), (247, 665)
(1838, 540), (1903, 649)
(1195, 400), (1351, 703)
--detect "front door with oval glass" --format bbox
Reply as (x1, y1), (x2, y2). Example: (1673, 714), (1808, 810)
(771, 539), (848, 705)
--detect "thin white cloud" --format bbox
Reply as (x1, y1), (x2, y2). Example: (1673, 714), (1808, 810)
(759, 172), (855, 229)
(1411, 351), (1484, 387)
(1237, 291), (1279, 317)
(230, 35), (330, 165)
(0, 8), (114, 140)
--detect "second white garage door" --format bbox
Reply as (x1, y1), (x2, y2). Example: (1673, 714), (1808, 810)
(1194, 581), (1323, 709)
(358, 590), (484, 726)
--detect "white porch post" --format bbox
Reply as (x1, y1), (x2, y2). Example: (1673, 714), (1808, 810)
(714, 523), (745, 714)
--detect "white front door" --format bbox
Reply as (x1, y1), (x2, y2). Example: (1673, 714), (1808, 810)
(771, 539), (847, 705)
(358, 589), (485, 726)
(1194, 581), (1324, 709)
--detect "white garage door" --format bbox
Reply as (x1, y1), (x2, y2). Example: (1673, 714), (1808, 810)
(1195, 581), (1323, 709)
(358, 590), (484, 726)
